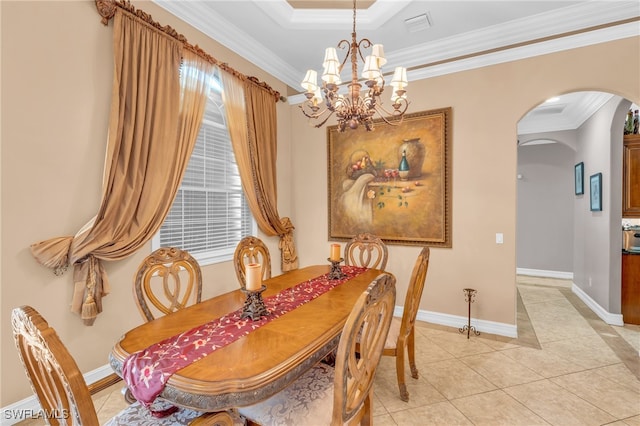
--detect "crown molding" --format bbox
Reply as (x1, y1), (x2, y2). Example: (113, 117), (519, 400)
(386, 0), (639, 71)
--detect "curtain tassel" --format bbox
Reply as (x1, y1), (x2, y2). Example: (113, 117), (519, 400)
(81, 257), (98, 326)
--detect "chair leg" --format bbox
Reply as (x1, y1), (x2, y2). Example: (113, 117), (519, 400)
(362, 393), (373, 426)
(395, 346), (409, 402)
(121, 386), (136, 404)
(407, 330), (419, 379)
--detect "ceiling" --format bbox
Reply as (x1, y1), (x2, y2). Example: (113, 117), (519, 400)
(153, 0), (639, 134)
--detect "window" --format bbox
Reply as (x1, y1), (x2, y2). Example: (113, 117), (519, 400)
(152, 73), (255, 265)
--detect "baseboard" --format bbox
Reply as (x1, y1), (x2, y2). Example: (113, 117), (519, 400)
(571, 283), (624, 326)
(516, 268), (574, 280)
(395, 307), (518, 338)
(1, 364), (115, 425)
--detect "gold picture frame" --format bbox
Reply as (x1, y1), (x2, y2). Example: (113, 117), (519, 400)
(327, 108), (452, 247)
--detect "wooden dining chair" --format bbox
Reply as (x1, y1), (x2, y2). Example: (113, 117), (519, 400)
(238, 272), (396, 425)
(233, 236), (272, 288)
(383, 246), (430, 402)
(344, 232), (388, 270)
(11, 305), (244, 426)
(134, 247), (202, 322)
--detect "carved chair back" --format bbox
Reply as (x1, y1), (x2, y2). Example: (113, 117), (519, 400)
(332, 272), (396, 424)
(12, 305), (101, 425)
(344, 233), (388, 270)
(233, 236), (272, 287)
(134, 247), (202, 322)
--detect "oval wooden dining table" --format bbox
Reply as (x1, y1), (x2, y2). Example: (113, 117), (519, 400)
(110, 264), (387, 412)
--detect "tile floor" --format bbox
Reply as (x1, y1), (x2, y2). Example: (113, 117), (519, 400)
(17, 276), (640, 425)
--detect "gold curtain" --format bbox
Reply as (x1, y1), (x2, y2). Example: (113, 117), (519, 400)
(30, 9), (213, 325)
(220, 72), (298, 272)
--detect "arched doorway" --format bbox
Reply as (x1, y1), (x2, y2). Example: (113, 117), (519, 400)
(516, 90), (636, 325)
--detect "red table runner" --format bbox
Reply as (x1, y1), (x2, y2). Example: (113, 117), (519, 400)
(122, 266), (366, 415)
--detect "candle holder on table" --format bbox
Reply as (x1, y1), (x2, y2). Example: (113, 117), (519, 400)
(240, 285), (268, 321)
(459, 288), (480, 339)
(327, 258), (346, 280)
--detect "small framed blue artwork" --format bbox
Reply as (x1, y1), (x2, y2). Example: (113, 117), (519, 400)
(590, 172), (602, 211)
(574, 162), (584, 195)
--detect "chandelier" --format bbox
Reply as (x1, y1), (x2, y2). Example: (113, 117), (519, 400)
(299, 0), (409, 132)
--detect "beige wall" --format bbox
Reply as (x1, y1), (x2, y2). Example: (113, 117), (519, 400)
(1, 0), (638, 407)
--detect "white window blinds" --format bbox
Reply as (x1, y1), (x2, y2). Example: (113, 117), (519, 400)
(152, 75), (255, 265)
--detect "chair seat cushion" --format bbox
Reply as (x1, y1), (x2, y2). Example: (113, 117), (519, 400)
(239, 363), (335, 426)
(105, 400), (245, 425)
(384, 317), (401, 350)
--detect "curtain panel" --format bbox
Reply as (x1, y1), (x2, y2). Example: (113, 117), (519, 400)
(220, 73), (298, 272)
(31, 9), (212, 325)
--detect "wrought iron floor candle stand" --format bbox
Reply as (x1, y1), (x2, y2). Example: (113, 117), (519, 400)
(328, 258), (346, 280)
(459, 288), (480, 339)
(241, 285), (268, 321)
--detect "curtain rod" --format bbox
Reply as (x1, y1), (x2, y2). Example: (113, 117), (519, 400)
(95, 0), (285, 103)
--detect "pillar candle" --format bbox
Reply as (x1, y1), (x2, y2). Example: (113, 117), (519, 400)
(245, 263), (262, 291)
(330, 244), (341, 261)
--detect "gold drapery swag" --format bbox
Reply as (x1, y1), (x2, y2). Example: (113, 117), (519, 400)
(31, 0), (296, 325)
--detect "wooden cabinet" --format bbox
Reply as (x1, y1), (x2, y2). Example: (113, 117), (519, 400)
(622, 253), (640, 325)
(623, 134), (640, 217)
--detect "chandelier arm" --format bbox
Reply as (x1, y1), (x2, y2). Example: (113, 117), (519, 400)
(299, 104), (331, 120)
(312, 110), (337, 129)
(372, 101), (410, 125)
(374, 99), (410, 116)
(337, 39), (352, 71)
(357, 38), (372, 63)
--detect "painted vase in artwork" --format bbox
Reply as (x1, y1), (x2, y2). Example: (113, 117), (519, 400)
(398, 138), (426, 179)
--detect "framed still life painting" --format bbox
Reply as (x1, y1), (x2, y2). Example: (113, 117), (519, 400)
(327, 108), (452, 247)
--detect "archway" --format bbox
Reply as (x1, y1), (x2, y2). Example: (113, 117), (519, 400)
(516, 90), (636, 326)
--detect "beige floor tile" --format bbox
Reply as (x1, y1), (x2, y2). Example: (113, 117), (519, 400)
(504, 379), (617, 425)
(612, 324), (640, 353)
(372, 412), (399, 426)
(592, 363), (640, 391)
(389, 401), (473, 426)
(371, 391), (389, 417)
(450, 389), (550, 425)
(550, 370), (640, 419)
(476, 335), (522, 351)
(411, 334), (457, 363)
(459, 351), (544, 388)
(499, 346), (585, 378)
(517, 285), (567, 303)
(622, 414), (640, 425)
(517, 276), (572, 288)
(420, 359), (496, 400)
(424, 331), (496, 358)
(541, 334), (622, 369)
(374, 365), (447, 413)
